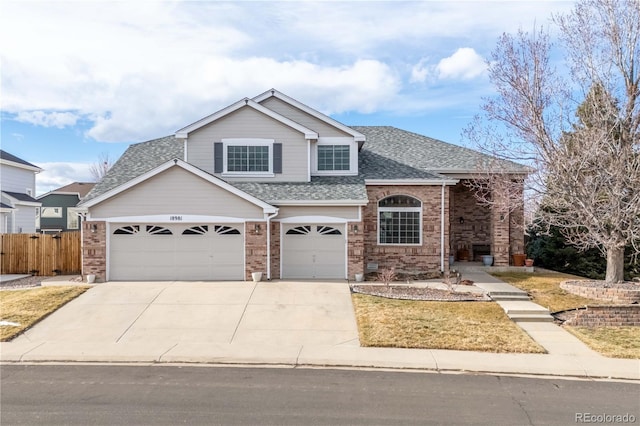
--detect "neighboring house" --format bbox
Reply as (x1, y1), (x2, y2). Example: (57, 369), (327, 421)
(0, 150), (42, 233)
(79, 89), (529, 282)
(37, 182), (95, 233)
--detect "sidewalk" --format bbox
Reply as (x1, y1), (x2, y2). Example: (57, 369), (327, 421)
(1, 271), (638, 380)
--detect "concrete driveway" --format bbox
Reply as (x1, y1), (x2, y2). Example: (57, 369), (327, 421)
(14, 281), (360, 348)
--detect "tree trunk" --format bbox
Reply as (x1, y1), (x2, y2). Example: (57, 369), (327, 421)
(605, 247), (625, 283)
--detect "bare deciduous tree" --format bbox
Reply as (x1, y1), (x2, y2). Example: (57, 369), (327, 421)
(465, 0), (640, 283)
(89, 152), (113, 182)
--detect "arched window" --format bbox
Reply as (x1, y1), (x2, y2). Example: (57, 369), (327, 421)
(378, 195), (421, 245)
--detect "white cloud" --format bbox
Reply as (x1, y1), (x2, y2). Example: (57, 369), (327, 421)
(436, 48), (487, 81)
(35, 162), (93, 196)
(410, 58), (431, 83)
(0, 1), (572, 143)
(16, 111), (79, 128)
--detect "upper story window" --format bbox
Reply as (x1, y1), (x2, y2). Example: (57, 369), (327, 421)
(215, 139), (282, 177)
(378, 195), (422, 245)
(228, 145), (269, 172)
(41, 207), (62, 218)
(318, 145), (350, 171)
(311, 137), (357, 176)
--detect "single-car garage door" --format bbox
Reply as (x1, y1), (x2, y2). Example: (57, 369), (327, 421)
(109, 224), (244, 281)
(281, 224), (346, 279)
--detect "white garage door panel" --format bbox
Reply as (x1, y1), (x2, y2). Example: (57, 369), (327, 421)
(282, 224), (346, 279)
(110, 224), (244, 281)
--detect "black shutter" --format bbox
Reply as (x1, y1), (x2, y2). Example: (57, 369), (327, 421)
(214, 142), (223, 173)
(273, 143), (282, 174)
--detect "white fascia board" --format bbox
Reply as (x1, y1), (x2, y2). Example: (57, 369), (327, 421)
(276, 215), (349, 224)
(175, 98), (318, 140)
(434, 169), (532, 176)
(94, 215), (259, 224)
(252, 89), (366, 142)
(36, 191), (80, 200)
(0, 207), (14, 212)
(365, 179), (459, 186)
(269, 199), (369, 206)
(0, 159), (42, 173)
(1, 192), (41, 206)
(80, 159), (278, 214)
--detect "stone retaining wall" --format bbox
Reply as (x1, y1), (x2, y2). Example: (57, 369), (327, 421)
(560, 281), (640, 303)
(559, 305), (640, 327)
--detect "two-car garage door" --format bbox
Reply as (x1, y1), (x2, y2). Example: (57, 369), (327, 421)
(109, 224), (244, 281)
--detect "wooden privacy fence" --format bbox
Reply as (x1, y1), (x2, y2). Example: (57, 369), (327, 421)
(0, 232), (82, 276)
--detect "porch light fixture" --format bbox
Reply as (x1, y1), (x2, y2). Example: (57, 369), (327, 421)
(254, 224), (261, 234)
(459, 217), (464, 224)
(91, 224), (98, 233)
(353, 224), (359, 234)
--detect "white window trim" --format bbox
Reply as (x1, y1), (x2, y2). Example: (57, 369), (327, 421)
(67, 207), (82, 229)
(311, 137), (358, 176)
(41, 206), (63, 218)
(377, 198), (423, 246)
(221, 138), (275, 177)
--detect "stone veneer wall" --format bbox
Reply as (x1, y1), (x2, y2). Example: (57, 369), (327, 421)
(347, 217), (364, 279)
(364, 185), (449, 274)
(270, 221), (281, 279)
(561, 306), (640, 326)
(560, 281), (640, 304)
(82, 221), (106, 281)
(244, 221), (267, 281)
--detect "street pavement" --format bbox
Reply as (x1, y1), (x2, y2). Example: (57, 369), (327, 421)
(1, 272), (638, 380)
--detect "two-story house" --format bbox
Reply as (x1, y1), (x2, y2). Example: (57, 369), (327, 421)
(0, 150), (42, 233)
(79, 89), (529, 282)
(37, 182), (95, 233)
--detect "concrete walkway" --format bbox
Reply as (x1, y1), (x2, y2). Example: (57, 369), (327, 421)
(1, 273), (638, 380)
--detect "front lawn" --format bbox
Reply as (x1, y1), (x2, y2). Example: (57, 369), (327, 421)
(351, 294), (545, 353)
(491, 270), (640, 359)
(490, 271), (602, 312)
(0, 286), (89, 341)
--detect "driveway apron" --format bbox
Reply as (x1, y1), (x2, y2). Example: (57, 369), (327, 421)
(14, 281), (360, 348)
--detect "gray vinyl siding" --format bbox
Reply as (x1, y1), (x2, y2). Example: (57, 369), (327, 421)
(186, 106), (309, 182)
(0, 165), (36, 195)
(38, 193), (81, 231)
(13, 206), (37, 233)
(90, 166), (264, 219)
(259, 97), (351, 138)
(276, 205), (360, 220)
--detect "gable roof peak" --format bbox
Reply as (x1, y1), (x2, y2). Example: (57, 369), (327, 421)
(175, 96), (318, 140)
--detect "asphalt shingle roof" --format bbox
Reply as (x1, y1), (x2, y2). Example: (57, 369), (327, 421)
(2, 191), (39, 203)
(0, 150), (40, 169)
(83, 135), (184, 202)
(232, 176), (368, 203)
(354, 126), (530, 174)
(83, 126), (529, 204)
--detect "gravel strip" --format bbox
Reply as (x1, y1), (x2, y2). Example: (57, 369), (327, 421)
(0, 276), (43, 290)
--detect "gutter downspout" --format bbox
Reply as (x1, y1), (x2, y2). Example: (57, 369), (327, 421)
(440, 183), (445, 273)
(266, 209), (279, 280)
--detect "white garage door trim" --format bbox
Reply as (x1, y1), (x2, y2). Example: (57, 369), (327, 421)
(280, 223), (347, 279)
(107, 222), (245, 281)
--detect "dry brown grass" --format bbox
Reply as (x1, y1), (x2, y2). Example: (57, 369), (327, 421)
(490, 271), (603, 312)
(0, 286), (89, 341)
(351, 294), (545, 353)
(565, 326), (640, 359)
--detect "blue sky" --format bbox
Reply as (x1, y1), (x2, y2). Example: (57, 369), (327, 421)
(0, 1), (573, 195)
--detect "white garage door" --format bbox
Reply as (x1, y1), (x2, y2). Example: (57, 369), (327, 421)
(109, 224), (244, 281)
(281, 224), (346, 279)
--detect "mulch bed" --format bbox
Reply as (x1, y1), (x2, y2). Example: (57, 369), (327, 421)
(350, 284), (490, 301)
(563, 280), (640, 290)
